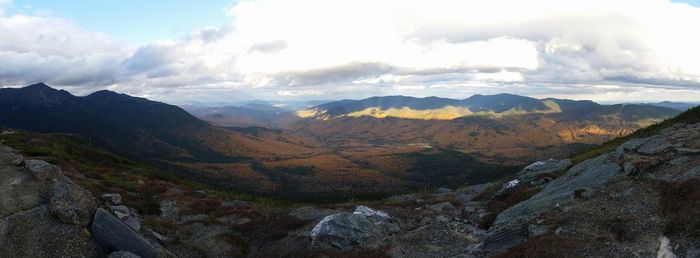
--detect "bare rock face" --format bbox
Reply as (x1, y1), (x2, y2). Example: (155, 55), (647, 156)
(25, 159), (62, 181)
(487, 152), (623, 249)
(0, 144), (105, 257)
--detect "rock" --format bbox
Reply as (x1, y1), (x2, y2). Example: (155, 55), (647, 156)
(193, 190), (207, 197)
(437, 187), (453, 193)
(290, 206), (336, 221)
(387, 194), (417, 203)
(487, 152), (622, 249)
(311, 206), (400, 251)
(354, 205), (390, 219)
(462, 183), (493, 195)
(111, 205), (131, 219)
(0, 205), (104, 257)
(677, 148), (700, 155)
(108, 251), (142, 258)
(181, 214), (211, 223)
(554, 227), (565, 236)
(680, 166), (700, 181)
(110, 206), (142, 231)
(637, 136), (671, 155)
(179, 222), (232, 256)
(49, 180), (97, 226)
(102, 193), (122, 205)
(220, 199), (248, 208)
(144, 228), (170, 244)
(519, 159), (572, 182)
(92, 208), (168, 258)
(618, 138), (648, 152)
(217, 215), (252, 225)
(159, 200), (179, 218)
(0, 151), (23, 166)
(457, 193), (475, 204)
(435, 215), (450, 223)
(464, 206), (476, 213)
(428, 202), (457, 212)
(669, 156), (689, 166)
(25, 159), (62, 181)
(686, 246), (700, 258)
(527, 224), (547, 237)
(656, 236), (678, 258)
(311, 213), (379, 250)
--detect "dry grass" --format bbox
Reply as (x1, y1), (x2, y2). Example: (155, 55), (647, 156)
(493, 235), (586, 258)
(658, 179), (700, 240)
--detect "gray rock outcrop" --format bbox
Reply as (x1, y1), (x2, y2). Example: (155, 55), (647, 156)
(49, 180), (97, 226)
(487, 153), (622, 249)
(0, 144), (105, 257)
(25, 159), (62, 181)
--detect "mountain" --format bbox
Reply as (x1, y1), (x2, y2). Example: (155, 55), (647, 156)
(296, 94), (679, 121)
(2, 103), (699, 257)
(183, 103), (292, 128)
(0, 84), (518, 200)
(286, 94), (680, 162)
(648, 101), (697, 111)
(0, 83), (316, 163)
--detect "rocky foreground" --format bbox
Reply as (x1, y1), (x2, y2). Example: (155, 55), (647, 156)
(1, 122), (699, 257)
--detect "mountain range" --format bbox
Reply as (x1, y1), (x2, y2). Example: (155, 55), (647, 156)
(281, 94), (680, 162)
(0, 83), (687, 200)
(295, 94), (678, 121)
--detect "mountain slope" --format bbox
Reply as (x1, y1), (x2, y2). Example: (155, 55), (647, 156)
(0, 83), (326, 167)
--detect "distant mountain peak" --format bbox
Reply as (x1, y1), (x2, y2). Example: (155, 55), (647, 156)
(26, 82), (50, 88)
(87, 90), (122, 98)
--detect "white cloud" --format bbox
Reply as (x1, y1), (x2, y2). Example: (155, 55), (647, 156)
(0, 0), (699, 102)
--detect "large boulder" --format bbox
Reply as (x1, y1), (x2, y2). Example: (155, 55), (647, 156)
(92, 208), (170, 258)
(25, 160), (62, 181)
(311, 205), (401, 251)
(49, 180), (97, 226)
(495, 159), (571, 197)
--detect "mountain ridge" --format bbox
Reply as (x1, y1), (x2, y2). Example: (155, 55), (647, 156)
(296, 94), (678, 121)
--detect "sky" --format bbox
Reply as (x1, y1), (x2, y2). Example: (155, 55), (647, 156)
(1, 0), (700, 104)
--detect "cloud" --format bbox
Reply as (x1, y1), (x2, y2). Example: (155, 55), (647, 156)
(0, 0), (700, 102)
(0, 14), (127, 87)
(248, 40), (287, 54)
